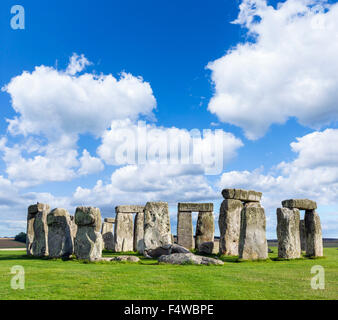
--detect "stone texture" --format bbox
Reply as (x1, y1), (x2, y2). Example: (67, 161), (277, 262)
(198, 241), (214, 254)
(101, 221), (114, 251)
(178, 203), (213, 212)
(239, 206), (268, 260)
(222, 189), (262, 202)
(282, 199), (317, 210)
(47, 208), (73, 258)
(104, 218), (115, 223)
(195, 211), (214, 250)
(305, 210), (323, 257)
(74, 207), (103, 260)
(26, 203), (50, 257)
(158, 253), (224, 265)
(111, 256), (140, 262)
(134, 211), (145, 252)
(116, 205), (145, 213)
(69, 216), (77, 240)
(212, 241), (220, 254)
(276, 208), (301, 259)
(177, 211), (194, 250)
(114, 212), (134, 252)
(219, 199), (243, 256)
(299, 220), (306, 252)
(144, 202), (172, 252)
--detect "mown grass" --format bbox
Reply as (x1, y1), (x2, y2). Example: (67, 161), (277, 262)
(0, 248), (337, 300)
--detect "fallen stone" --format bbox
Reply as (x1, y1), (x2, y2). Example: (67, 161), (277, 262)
(145, 244), (190, 258)
(74, 207), (103, 260)
(158, 253), (224, 265)
(177, 211), (194, 250)
(282, 199), (317, 210)
(111, 256), (140, 262)
(239, 206), (268, 260)
(276, 208), (301, 259)
(114, 212), (134, 252)
(144, 202), (172, 251)
(305, 210), (323, 257)
(47, 208), (73, 258)
(178, 203), (213, 212)
(195, 211), (214, 250)
(222, 189), (262, 202)
(219, 199), (242, 256)
(198, 241), (214, 254)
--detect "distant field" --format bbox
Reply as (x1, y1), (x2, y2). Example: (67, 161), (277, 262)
(0, 248), (337, 300)
(0, 238), (25, 249)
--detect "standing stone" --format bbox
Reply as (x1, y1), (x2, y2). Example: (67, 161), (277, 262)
(26, 203), (50, 257)
(177, 211), (194, 250)
(276, 208), (301, 259)
(74, 207), (103, 260)
(219, 199), (243, 256)
(239, 206), (268, 260)
(144, 202), (172, 252)
(69, 216), (77, 240)
(305, 210), (323, 257)
(114, 213), (134, 252)
(47, 208), (73, 258)
(134, 212), (144, 252)
(299, 220), (306, 252)
(101, 219), (115, 251)
(195, 212), (214, 250)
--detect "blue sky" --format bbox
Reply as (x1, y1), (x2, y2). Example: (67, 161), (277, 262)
(0, 0), (338, 239)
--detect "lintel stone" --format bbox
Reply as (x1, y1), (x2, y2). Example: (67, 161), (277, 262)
(282, 199), (317, 210)
(115, 205), (145, 213)
(178, 203), (213, 212)
(222, 189), (262, 202)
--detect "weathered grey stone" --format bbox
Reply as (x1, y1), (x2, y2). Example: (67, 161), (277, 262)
(134, 211), (144, 252)
(195, 211), (214, 250)
(158, 253), (224, 265)
(69, 216), (77, 241)
(177, 211), (194, 250)
(114, 212), (134, 252)
(276, 208), (301, 259)
(219, 199), (243, 256)
(116, 205), (145, 213)
(74, 207), (103, 260)
(282, 199), (317, 210)
(146, 244), (190, 258)
(198, 241), (214, 254)
(47, 208), (73, 258)
(171, 244), (190, 254)
(101, 221), (114, 251)
(111, 256), (140, 262)
(144, 202), (172, 252)
(239, 206), (268, 260)
(104, 218), (115, 223)
(26, 203), (50, 257)
(178, 203), (213, 212)
(299, 220), (306, 252)
(213, 240), (220, 254)
(222, 189), (262, 202)
(305, 210), (323, 257)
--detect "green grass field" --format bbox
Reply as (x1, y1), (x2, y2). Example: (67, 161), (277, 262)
(0, 248), (337, 300)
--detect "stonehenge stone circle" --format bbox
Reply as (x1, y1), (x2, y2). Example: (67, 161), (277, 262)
(144, 202), (172, 252)
(299, 220), (306, 251)
(276, 208), (301, 259)
(305, 210), (323, 257)
(134, 211), (145, 252)
(26, 203), (50, 257)
(101, 218), (115, 251)
(74, 206), (103, 260)
(47, 208), (73, 258)
(239, 206), (268, 260)
(195, 210), (214, 251)
(177, 210), (194, 250)
(219, 199), (243, 256)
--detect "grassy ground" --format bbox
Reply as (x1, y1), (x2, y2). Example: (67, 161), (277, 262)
(0, 248), (337, 300)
